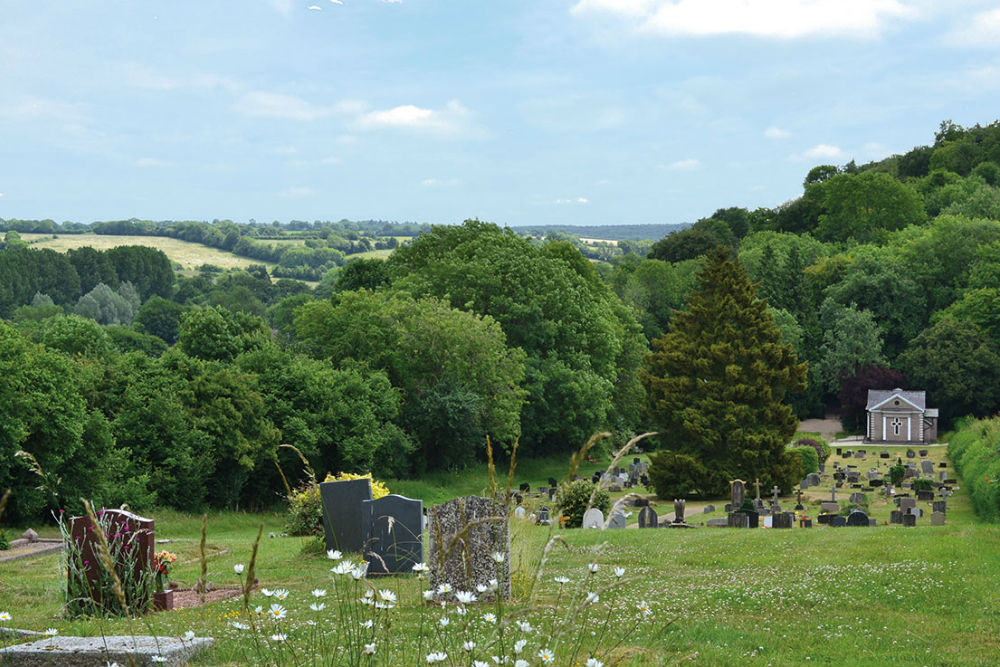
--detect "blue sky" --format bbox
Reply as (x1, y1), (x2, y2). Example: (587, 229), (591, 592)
(2, 0), (999, 227)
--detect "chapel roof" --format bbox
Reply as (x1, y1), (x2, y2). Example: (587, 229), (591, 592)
(866, 388), (926, 411)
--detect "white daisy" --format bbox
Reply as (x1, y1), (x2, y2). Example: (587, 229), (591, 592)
(514, 639), (527, 654)
(436, 583), (453, 595)
(554, 576), (570, 585)
(378, 589), (397, 604)
(515, 620), (532, 633)
(268, 603), (287, 620)
(587, 563), (599, 573)
(586, 591), (600, 604)
(586, 658), (604, 667)
(538, 647), (555, 664)
(614, 567), (625, 578)
(463, 640), (477, 651)
(270, 633), (287, 642)
(364, 643), (376, 655)
(310, 602), (325, 611)
(412, 562), (430, 573)
(491, 551), (505, 563)
(455, 590), (477, 604)
(327, 549), (342, 560)
(43, 629), (58, 636)
(483, 612), (497, 623)
(311, 589), (326, 598)
(233, 564), (244, 574)
(0, 612), (10, 622)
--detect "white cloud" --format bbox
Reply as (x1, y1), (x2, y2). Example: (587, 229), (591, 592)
(554, 197), (590, 204)
(421, 178), (460, 187)
(135, 157), (172, 168)
(667, 158), (701, 171)
(279, 186), (315, 198)
(764, 126), (790, 139)
(355, 100), (477, 136)
(802, 144), (843, 159)
(236, 92), (334, 121)
(945, 8), (1000, 48)
(572, 0), (916, 39)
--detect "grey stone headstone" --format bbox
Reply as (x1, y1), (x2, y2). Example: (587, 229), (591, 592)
(724, 503), (733, 513)
(931, 511), (946, 526)
(772, 512), (794, 529)
(320, 478), (373, 554)
(846, 510), (870, 527)
(582, 507), (604, 529)
(0, 636), (214, 667)
(908, 507), (922, 519)
(821, 502), (840, 513)
(906, 450), (915, 458)
(932, 501), (946, 514)
(800, 479), (810, 490)
(807, 473), (821, 487)
(362, 494), (423, 575)
(898, 497), (916, 511)
(921, 460), (934, 475)
(903, 513), (917, 527)
(608, 510), (627, 529)
(638, 506), (658, 528)
(890, 510), (902, 524)
(731, 480), (746, 508)
(428, 496), (510, 598)
(703, 504), (716, 514)
(513, 506), (526, 519)
(846, 471), (860, 483)
(940, 471), (948, 481)
(849, 492), (865, 504)
(727, 512), (749, 528)
(706, 517), (728, 527)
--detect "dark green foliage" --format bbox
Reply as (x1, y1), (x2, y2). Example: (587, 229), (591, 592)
(948, 416), (1000, 522)
(0, 530), (9, 550)
(177, 307), (268, 362)
(889, 461), (906, 487)
(648, 226), (727, 263)
(795, 438), (831, 463)
(790, 445), (819, 475)
(105, 325), (168, 357)
(335, 258), (390, 292)
(643, 248), (807, 496)
(104, 246), (174, 301)
(838, 364), (908, 432)
(555, 479), (610, 528)
(815, 172), (926, 243)
(647, 451), (710, 498)
(133, 296), (188, 344)
(911, 478), (934, 492)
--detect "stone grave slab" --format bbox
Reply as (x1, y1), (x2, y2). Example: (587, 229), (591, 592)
(0, 635), (213, 667)
(706, 518), (728, 527)
(727, 512), (749, 528)
(898, 497), (916, 512)
(703, 504), (715, 514)
(806, 473), (821, 487)
(638, 506), (657, 528)
(821, 502), (840, 513)
(320, 478), (372, 554)
(890, 510), (902, 524)
(917, 490), (934, 501)
(361, 494), (423, 575)
(931, 511), (946, 526)
(428, 496), (510, 598)
(772, 512), (793, 529)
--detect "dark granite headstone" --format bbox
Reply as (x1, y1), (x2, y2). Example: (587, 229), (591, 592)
(903, 513), (917, 527)
(320, 478), (373, 554)
(919, 449), (928, 457)
(830, 515), (846, 527)
(906, 450), (915, 458)
(817, 513), (832, 525)
(746, 511), (759, 528)
(939, 461), (947, 468)
(932, 500), (946, 514)
(361, 494), (423, 575)
(638, 506), (658, 528)
(846, 510), (870, 527)
(870, 479), (884, 487)
(727, 512), (749, 528)
(917, 490), (934, 501)
(890, 510), (903, 524)
(772, 512), (793, 529)
(428, 496), (510, 598)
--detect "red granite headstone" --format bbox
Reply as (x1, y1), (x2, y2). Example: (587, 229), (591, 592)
(68, 509), (155, 611)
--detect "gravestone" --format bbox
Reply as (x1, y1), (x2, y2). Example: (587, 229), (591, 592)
(903, 513), (917, 527)
(745, 511), (759, 528)
(836, 448), (842, 456)
(727, 512), (749, 528)
(513, 506), (526, 520)
(921, 460), (934, 475)
(908, 507), (922, 519)
(608, 509), (626, 529)
(772, 512), (793, 529)
(821, 502), (840, 513)
(890, 510), (903, 524)
(806, 473), (821, 487)
(361, 494), (423, 575)
(706, 518), (727, 527)
(800, 519), (813, 528)
(817, 513), (832, 525)
(919, 449), (928, 457)
(932, 500), (946, 514)
(931, 511), (946, 526)
(703, 504), (716, 514)
(846, 510), (870, 527)
(428, 496), (510, 598)
(830, 515), (846, 527)
(519, 482), (530, 493)
(730, 479), (747, 508)
(638, 506), (658, 528)
(69, 509), (155, 611)
(672, 499), (686, 524)
(846, 471), (860, 484)
(320, 478), (372, 554)
(800, 479), (810, 490)
(939, 461), (947, 468)
(608, 484), (622, 493)
(818, 463), (826, 473)
(898, 497), (916, 512)
(0, 635), (214, 667)
(940, 471), (948, 482)
(724, 503), (733, 513)
(906, 450), (915, 458)
(849, 492), (865, 505)
(917, 490), (934, 501)
(537, 506), (551, 525)
(582, 507), (604, 530)
(870, 479), (884, 487)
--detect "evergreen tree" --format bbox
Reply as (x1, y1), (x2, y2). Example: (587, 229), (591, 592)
(642, 247), (807, 496)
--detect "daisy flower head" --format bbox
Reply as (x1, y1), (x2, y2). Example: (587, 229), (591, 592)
(43, 629), (58, 637)
(261, 588), (273, 597)
(253, 605), (263, 614)
(423, 589), (436, 601)
(311, 589), (326, 598)
(436, 583), (453, 595)
(515, 660), (529, 667)
(483, 612), (497, 623)
(426, 651), (448, 663)
(637, 600), (652, 617)
(0, 612), (9, 622)
(586, 592), (600, 604)
(270, 633), (287, 642)
(463, 640), (477, 651)
(233, 564), (245, 574)
(491, 551), (506, 564)
(310, 602), (325, 611)
(378, 589), (397, 604)
(586, 658), (604, 667)
(273, 588), (289, 600)
(588, 563), (599, 573)
(351, 563), (368, 580)
(489, 578), (499, 591)
(538, 647), (555, 665)
(515, 620), (532, 633)
(364, 643), (376, 655)
(455, 605), (468, 616)
(554, 576), (570, 585)
(474, 662), (490, 667)
(455, 590), (477, 604)
(476, 583), (489, 593)
(269, 603), (287, 620)
(439, 617), (450, 627)
(412, 561), (430, 573)
(614, 567), (625, 578)
(231, 622), (250, 630)
(327, 549), (342, 560)
(514, 639), (527, 654)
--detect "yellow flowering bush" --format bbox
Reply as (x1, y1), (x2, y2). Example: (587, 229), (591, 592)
(285, 472), (390, 536)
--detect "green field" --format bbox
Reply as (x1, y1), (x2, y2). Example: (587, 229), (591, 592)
(20, 233), (278, 271)
(2, 450), (997, 667)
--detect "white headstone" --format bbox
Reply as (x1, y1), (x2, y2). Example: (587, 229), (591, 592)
(582, 507), (604, 529)
(513, 506), (526, 520)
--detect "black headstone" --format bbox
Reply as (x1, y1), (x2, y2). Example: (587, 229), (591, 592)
(320, 478), (373, 554)
(727, 512), (749, 528)
(890, 510), (902, 524)
(846, 511), (870, 527)
(362, 494), (424, 574)
(830, 515), (846, 527)
(903, 513), (917, 527)
(638, 506), (658, 528)
(746, 511), (759, 528)
(772, 512), (793, 529)
(817, 513), (832, 525)
(917, 490), (934, 501)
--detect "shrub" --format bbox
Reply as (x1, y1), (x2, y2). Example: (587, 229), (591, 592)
(949, 416), (1000, 522)
(285, 472), (390, 537)
(889, 460), (906, 487)
(0, 530), (9, 551)
(911, 478), (934, 492)
(789, 445), (819, 475)
(555, 479), (610, 528)
(647, 450), (710, 499)
(795, 437), (831, 462)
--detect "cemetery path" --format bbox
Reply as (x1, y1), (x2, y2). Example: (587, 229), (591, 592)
(798, 416), (842, 443)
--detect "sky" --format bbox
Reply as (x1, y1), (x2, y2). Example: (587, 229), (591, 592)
(2, 0), (999, 227)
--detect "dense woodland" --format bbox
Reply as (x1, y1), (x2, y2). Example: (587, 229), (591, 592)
(4, 119), (1000, 522)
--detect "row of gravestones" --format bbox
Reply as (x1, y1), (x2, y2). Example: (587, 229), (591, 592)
(320, 479), (511, 596)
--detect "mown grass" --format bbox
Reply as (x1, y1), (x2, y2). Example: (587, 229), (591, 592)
(2, 448), (996, 666)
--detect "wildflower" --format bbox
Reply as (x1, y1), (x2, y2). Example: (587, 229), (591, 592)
(553, 576), (570, 585)
(270, 633), (287, 642)
(489, 578), (498, 591)
(261, 588), (273, 597)
(231, 622), (250, 630)
(310, 602), (325, 612)
(273, 589), (289, 600)
(233, 564), (245, 574)
(351, 563), (368, 580)
(426, 651), (448, 663)
(412, 562), (430, 573)
(476, 583), (489, 593)
(483, 612), (497, 623)
(614, 567), (625, 578)
(515, 660), (529, 667)
(327, 549), (342, 560)
(586, 658), (604, 667)
(516, 620), (533, 633)
(361, 619), (374, 629)
(253, 605), (263, 614)
(588, 563), (599, 573)
(514, 639), (527, 654)
(364, 643), (376, 655)
(538, 647), (555, 664)
(455, 605), (468, 616)
(439, 617), (450, 627)
(43, 629), (58, 637)
(463, 640), (477, 651)
(183, 630), (195, 642)
(332, 561), (353, 576)
(491, 551), (505, 563)
(378, 589), (397, 604)
(637, 600), (652, 617)
(436, 583), (453, 595)
(423, 590), (436, 601)
(586, 592), (600, 604)
(268, 604), (287, 620)
(312, 589), (326, 598)
(455, 590), (477, 604)
(474, 662), (490, 667)
(0, 612), (10, 622)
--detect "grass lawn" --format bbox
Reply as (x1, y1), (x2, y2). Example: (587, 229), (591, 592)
(2, 449), (997, 666)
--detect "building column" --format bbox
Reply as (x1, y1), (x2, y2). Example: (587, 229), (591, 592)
(882, 414), (886, 441)
(907, 416), (911, 441)
(866, 413), (871, 439)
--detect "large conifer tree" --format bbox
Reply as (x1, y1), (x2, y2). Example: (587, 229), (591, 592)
(642, 247), (807, 496)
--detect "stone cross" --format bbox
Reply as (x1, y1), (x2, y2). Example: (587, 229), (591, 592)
(754, 478), (762, 500)
(771, 486), (781, 505)
(796, 489), (803, 506)
(831, 487), (837, 502)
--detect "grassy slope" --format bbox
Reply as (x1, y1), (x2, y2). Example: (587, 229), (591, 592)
(2, 449), (997, 666)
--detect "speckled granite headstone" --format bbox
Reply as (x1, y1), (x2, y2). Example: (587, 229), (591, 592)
(428, 496), (510, 598)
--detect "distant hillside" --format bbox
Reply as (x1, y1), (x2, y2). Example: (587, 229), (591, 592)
(509, 223), (689, 241)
